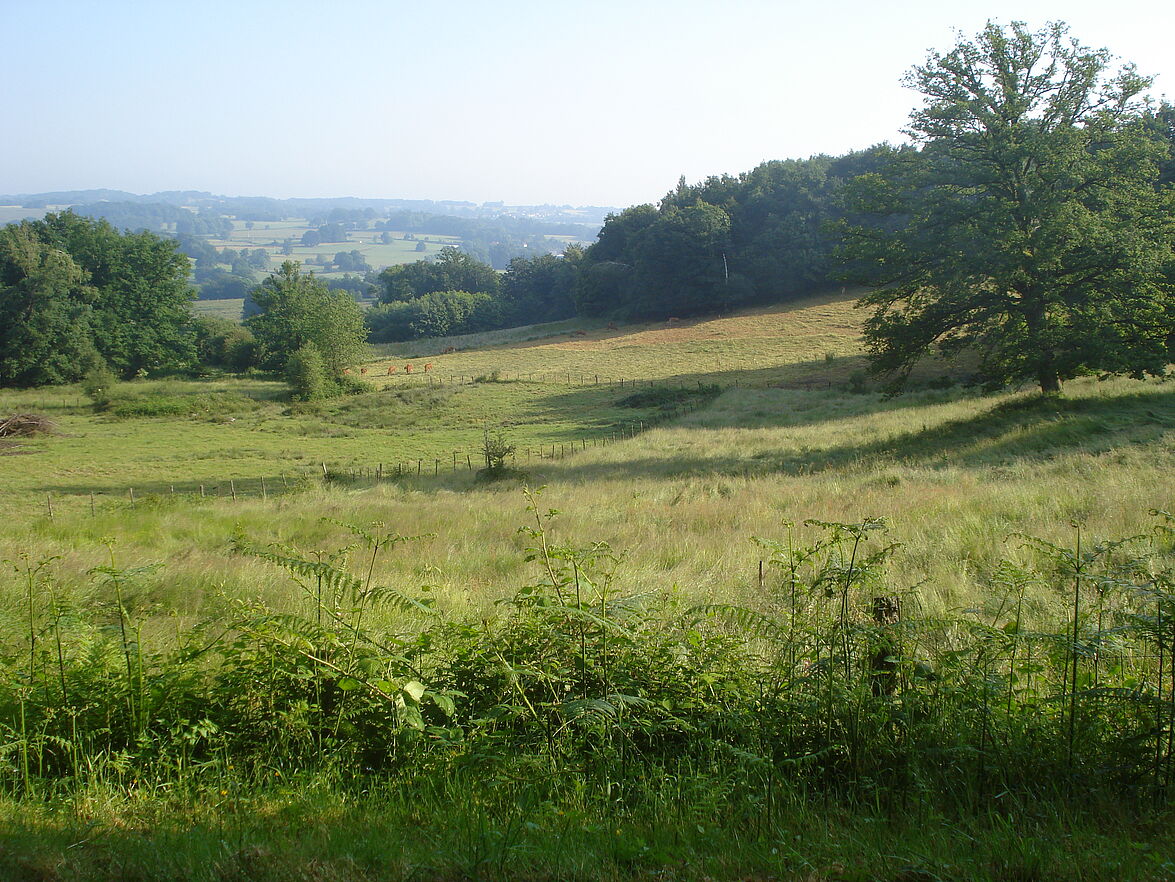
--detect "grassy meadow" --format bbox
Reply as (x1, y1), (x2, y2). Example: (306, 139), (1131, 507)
(189, 297), (246, 322)
(4, 291), (1169, 614)
(1, 291), (1174, 880)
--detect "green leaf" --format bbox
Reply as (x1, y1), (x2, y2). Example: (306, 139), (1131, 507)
(402, 680), (426, 702)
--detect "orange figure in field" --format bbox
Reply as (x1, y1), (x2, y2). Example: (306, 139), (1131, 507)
(424, 363), (433, 372)
(343, 368), (352, 375)
(387, 365), (395, 375)
(405, 364), (412, 373)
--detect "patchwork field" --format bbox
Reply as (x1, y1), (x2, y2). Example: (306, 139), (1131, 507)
(209, 220), (462, 279)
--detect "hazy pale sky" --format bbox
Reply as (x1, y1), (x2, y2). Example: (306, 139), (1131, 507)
(2, 0), (1171, 207)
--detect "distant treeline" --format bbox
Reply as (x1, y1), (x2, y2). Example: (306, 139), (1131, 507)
(73, 202), (233, 238)
(365, 148), (897, 340)
(3, 190), (616, 226)
(581, 148), (920, 320)
(56, 200), (597, 275)
(367, 247), (578, 341)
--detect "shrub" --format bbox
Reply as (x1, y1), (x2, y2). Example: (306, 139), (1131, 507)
(480, 427), (516, 472)
(617, 384), (719, 410)
(193, 315), (256, 370)
(81, 361), (118, 409)
(286, 344), (331, 401)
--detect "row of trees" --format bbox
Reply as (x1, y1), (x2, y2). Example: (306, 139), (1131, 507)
(566, 21), (1175, 392)
(0, 213), (369, 395)
(366, 247), (578, 341)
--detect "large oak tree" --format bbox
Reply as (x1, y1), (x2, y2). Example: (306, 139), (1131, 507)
(839, 22), (1175, 393)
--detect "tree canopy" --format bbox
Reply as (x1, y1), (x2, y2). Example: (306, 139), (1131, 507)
(0, 223), (97, 386)
(839, 21), (1175, 393)
(246, 261), (367, 376)
(378, 247), (501, 302)
(0, 212), (196, 385)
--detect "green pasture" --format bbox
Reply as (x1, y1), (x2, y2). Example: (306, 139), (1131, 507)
(189, 297), (245, 321)
(0, 205), (44, 225)
(372, 293), (873, 386)
(1, 292), (1170, 623)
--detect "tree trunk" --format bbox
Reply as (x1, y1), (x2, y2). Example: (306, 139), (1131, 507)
(1023, 297), (1062, 394)
(1038, 366), (1062, 395)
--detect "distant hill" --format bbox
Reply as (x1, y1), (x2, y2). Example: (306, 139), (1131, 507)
(0, 189), (618, 226)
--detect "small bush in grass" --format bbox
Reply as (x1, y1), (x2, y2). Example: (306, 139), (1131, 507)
(617, 384), (719, 410)
(286, 344), (331, 401)
(81, 362), (118, 410)
(479, 428), (516, 476)
(335, 373), (373, 396)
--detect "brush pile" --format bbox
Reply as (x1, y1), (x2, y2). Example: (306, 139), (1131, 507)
(0, 413), (56, 437)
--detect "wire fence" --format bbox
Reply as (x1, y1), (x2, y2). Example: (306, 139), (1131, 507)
(37, 394), (716, 518)
(20, 369), (843, 519)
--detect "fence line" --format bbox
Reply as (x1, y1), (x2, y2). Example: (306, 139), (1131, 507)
(42, 397), (708, 516)
(378, 370), (833, 393)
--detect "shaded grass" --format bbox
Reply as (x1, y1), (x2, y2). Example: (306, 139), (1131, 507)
(2, 783), (1172, 881)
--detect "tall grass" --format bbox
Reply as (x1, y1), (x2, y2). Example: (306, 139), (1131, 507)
(3, 502), (1172, 807)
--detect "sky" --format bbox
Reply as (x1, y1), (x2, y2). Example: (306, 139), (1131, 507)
(2, 0), (1172, 208)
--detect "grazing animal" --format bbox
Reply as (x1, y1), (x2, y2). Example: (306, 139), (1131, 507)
(424, 363), (433, 372)
(387, 365), (395, 375)
(405, 364), (413, 373)
(360, 367), (368, 375)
